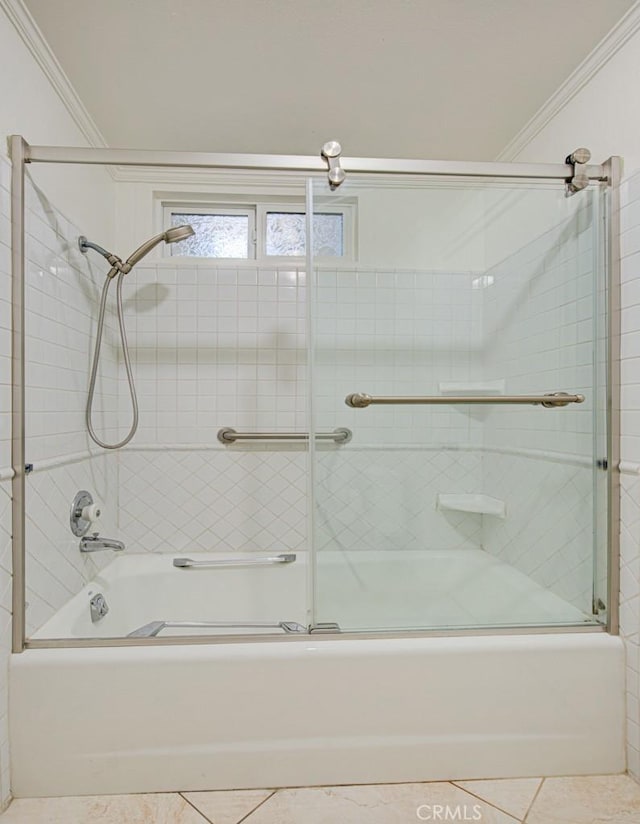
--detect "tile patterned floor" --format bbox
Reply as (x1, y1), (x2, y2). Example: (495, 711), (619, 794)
(1, 775), (640, 823)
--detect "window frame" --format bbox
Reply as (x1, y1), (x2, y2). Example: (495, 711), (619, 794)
(162, 204), (257, 261)
(161, 200), (356, 263)
(256, 203), (354, 262)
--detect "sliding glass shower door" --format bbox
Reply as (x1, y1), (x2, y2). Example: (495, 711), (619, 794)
(308, 174), (609, 633)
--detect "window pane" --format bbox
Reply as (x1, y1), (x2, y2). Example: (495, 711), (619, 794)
(170, 213), (249, 258)
(314, 213), (344, 257)
(266, 212), (344, 257)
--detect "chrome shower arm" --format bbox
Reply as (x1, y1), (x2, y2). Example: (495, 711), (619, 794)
(78, 236), (126, 275)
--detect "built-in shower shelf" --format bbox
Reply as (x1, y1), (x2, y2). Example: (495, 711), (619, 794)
(437, 493), (506, 519)
(438, 380), (505, 396)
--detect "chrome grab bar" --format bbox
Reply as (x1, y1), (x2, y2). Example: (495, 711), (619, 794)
(345, 391), (585, 408)
(127, 620), (307, 638)
(218, 427), (352, 444)
(173, 553), (296, 569)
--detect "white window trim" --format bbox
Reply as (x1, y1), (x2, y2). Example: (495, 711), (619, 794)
(161, 199), (356, 263)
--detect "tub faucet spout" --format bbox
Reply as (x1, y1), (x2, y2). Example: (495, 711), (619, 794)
(80, 533), (125, 553)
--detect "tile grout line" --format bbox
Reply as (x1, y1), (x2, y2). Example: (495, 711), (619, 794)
(179, 792), (216, 824)
(522, 777), (545, 823)
(235, 790), (279, 823)
(449, 780), (526, 821)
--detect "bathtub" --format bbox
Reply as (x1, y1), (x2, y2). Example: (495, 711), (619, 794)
(10, 551), (625, 797)
(32, 548), (596, 639)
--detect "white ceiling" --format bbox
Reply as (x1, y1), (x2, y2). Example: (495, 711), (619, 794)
(24, 0), (634, 159)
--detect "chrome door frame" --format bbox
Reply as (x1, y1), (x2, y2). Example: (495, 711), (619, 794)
(9, 135), (621, 651)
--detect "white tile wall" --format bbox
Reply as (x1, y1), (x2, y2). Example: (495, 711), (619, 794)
(119, 447), (306, 553)
(619, 169), (640, 781)
(117, 264), (485, 553)
(120, 263), (306, 444)
(315, 447), (483, 552)
(0, 156), (14, 809)
(25, 454), (118, 635)
(0, 480), (11, 806)
(21, 175), (120, 635)
(481, 196), (599, 612)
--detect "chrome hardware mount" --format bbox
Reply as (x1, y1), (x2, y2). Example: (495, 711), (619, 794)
(321, 140), (346, 189)
(70, 490), (97, 537)
(309, 622), (341, 633)
(217, 427), (352, 445)
(565, 147), (591, 195)
(89, 592), (109, 623)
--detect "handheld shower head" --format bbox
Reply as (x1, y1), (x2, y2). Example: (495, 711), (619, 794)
(164, 225), (195, 244)
(84, 223), (195, 450)
(124, 224), (195, 268)
(79, 225), (195, 273)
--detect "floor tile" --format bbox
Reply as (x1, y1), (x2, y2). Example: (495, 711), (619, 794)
(241, 783), (519, 823)
(453, 778), (541, 819)
(526, 775), (640, 823)
(182, 789), (274, 824)
(0, 793), (210, 823)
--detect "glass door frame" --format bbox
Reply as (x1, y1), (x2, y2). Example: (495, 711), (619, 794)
(9, 134), (620, 651)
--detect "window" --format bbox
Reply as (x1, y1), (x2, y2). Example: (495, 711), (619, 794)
(168, 207), (254, 259)
(264, 211), (344, 257)
(163, 200), (354, 261)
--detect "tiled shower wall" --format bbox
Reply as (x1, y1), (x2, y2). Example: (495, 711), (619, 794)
(313, 267), (484, 553)
(619, 169), (640, 780)
(0, 150), (13, 806)
(117, 263), (484, 553)
(481, 199), (599, 613)
(5, 161), (120, 638)
(117, 263), (308, 553)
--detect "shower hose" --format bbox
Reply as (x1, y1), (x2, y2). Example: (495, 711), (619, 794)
(86, 268), (139, 449)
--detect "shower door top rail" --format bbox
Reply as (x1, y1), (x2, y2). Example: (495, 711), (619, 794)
(345, 392), (586, 408)
(18, 140), (607, 181)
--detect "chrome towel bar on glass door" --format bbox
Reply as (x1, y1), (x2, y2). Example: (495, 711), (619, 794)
(345, 392), (585, 408)
(173, 554), (296, 569)
(127, 620), (307, 637)
(217, 427), (352, 444)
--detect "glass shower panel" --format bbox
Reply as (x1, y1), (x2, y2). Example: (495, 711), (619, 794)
(22, 168), (311, 643)
(309, 175), (608, 632)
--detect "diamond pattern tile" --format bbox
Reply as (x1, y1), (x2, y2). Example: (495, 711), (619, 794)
(118, 448), (307, 553)
(482, 451), (593, 613)
(315, 448), (483, 551)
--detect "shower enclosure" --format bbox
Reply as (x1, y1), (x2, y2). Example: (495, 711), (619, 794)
(9, 137), (619, 647)
(8, 137), (625, 796)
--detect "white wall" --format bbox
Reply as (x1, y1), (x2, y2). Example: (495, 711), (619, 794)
(0, 1), (116, 808)
(496, 10), (640, 781)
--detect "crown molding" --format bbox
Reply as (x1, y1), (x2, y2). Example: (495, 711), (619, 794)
(497, 0), (640, 161)
(0, 0), (108, 150)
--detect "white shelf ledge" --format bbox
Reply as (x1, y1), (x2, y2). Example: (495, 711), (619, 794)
(438, 380), (505, 396)
(437, 493), (506, 519)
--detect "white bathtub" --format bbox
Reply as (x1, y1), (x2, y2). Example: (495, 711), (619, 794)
(10, 551), (625, 797)
(33, 548), (595, 639)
